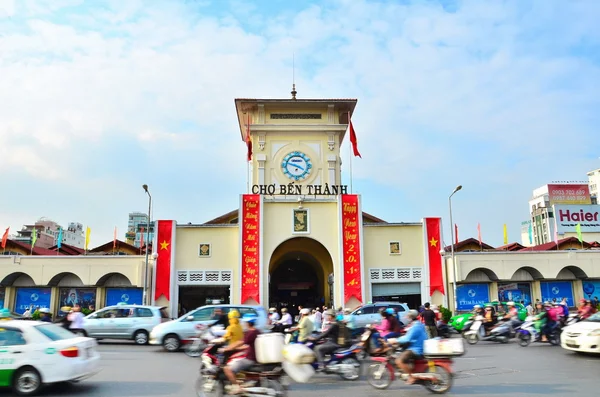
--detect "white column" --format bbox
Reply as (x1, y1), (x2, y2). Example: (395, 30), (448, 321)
(327, 155), (337, 185)
(257, 154), (266, 185)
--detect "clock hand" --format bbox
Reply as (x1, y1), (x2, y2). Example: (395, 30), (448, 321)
(291, 164), (305, 171)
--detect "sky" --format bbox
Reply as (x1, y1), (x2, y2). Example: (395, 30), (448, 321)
(1, 0), (599, 248)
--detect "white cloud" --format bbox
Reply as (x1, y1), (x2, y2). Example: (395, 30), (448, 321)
(0, 0), (598, 246)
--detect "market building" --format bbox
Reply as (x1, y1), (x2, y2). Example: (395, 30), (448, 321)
(445, 237), (600, 312)
(1, 93), (447, 318)
(151, 95), (446, 318)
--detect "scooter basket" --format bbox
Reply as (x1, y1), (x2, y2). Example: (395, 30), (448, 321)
(423, 338), (465, 357)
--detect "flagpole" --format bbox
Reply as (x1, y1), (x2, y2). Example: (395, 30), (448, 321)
(348, 112), (353, 194)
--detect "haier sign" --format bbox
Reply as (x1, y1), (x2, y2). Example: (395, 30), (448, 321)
(553, 204), (600, 234)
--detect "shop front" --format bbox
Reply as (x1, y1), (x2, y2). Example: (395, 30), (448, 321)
(582, 280), (600, 302)
(497, 282), (532, 304)
(456, 283), (490, 312)
(540, 280), (574, 306)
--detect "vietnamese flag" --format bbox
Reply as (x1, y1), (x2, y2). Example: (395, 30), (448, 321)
(348, 120), (362, 158)
(1, 227), (8, 249)
(246, 113), (252, 162)
(155, 220), (174, 300)
(425, 218), (445, 295)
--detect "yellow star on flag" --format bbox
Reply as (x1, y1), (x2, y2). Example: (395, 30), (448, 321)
(160, 240), (170, 250)
(429, 237), (438, 247)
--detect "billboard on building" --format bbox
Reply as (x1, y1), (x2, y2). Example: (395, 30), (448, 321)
(553, 204), (600, 233)
(548, 184), (591, 205)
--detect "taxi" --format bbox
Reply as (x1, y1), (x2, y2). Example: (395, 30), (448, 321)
(0, 313), (101, 396)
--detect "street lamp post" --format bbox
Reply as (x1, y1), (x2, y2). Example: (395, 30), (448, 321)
(449, 185), (462, 313)
(142, 184), (152, 306)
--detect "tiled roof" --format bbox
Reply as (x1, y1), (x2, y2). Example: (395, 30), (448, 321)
(496, 242), (526, 251)
(4, 239), (67, 256)
(47, 243), (85, 255)
(444, 238), (495, 252)
(519, 237), (592, 251)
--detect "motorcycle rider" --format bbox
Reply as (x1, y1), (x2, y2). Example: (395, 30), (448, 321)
(541, 302), (559, 341)
(273, 308), (293, 332)
(210, 307), (229, 329)
(394, 310), (428, 385)
(224, 309), (244, 344)
(308, 309), (341, 371)
(384, 308), (404, 340)
(289, 308), (313, 343)
(579, 300), (594, 320)
(222, 314), (261, 395)
(268, 308), (280, 324)
(482, 304), (497, 335)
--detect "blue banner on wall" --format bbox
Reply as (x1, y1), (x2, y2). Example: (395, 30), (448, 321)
(105, 288), (143, 307)
(15, 288), (52, 314)
(582, 280), (600, 301)
(540, 281), (574, 306)
(0, 288), (5, 309)
(456, 284), (490, 311)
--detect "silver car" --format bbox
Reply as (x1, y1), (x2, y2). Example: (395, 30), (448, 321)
(81, 304), (170, 345)
(351, 302), (410, 328)
(150, 304), (269, 352)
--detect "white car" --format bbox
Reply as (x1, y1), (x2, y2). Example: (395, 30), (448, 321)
(0, 320), (101, 396)
(561, 312), (600, 354)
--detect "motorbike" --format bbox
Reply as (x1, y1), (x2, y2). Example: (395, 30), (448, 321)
(365, 345), (454, 394)
(301, 339), (362, 380)
(565, 313), (581, 327)
(436, 321), (451, 339)
(186, 324), (225, 358)
(195, 338), (286, 397)
(517, 316), (561, 347)
(464, 316), (520, 345)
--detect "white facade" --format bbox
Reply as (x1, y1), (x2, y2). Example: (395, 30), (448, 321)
(528, 185), (555, 245)
(588, 168), (600, 204)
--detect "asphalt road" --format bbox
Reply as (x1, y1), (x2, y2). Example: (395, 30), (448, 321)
(1, 338), (598, 397)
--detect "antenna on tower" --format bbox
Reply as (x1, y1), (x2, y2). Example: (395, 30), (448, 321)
(291, 52), (297, 100)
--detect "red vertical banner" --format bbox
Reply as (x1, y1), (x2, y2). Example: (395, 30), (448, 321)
(241, 194), (261, 303)
(425, 217), (445, 296)
(155, 220), (174, 300)
(341, 194), (362, 303)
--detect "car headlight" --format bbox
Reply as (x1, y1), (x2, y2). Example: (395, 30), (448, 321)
(588, 329), (600, 337)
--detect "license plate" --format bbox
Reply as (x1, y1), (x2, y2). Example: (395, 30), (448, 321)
(566, 339), (575, 345)
(87, 347), (94, 357)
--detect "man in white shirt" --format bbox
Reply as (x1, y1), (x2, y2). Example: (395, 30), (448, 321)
(269, 308), (280, 323)
(277, 308), (293, 325)
(68, 305), (85, 335)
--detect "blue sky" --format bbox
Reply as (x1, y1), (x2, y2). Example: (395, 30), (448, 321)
(1, 0), (599, 247)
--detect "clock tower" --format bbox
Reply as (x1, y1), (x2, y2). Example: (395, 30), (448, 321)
(235, 93), (357, 196)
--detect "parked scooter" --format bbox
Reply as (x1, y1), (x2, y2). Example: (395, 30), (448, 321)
(517, 316), (561, 347)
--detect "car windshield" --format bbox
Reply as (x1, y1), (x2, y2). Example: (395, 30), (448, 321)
(35, 324), (78, 341)
(584, 313), (600, 322)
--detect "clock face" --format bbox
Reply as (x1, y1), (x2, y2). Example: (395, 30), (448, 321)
(281, 152), (312, 181)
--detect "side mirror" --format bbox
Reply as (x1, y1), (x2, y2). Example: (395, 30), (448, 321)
(186, 316), (194, 322)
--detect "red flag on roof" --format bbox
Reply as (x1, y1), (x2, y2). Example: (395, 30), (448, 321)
(348, 118), (362, 158)
(1, 227), (9, 249)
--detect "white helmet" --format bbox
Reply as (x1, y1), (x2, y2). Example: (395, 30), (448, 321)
(39, 308), (50, 314)
(507, 302), (515, 306)
(300, 308), (310, 315)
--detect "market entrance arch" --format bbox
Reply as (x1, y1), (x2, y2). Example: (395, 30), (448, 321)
(268, 237), (334, 312)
